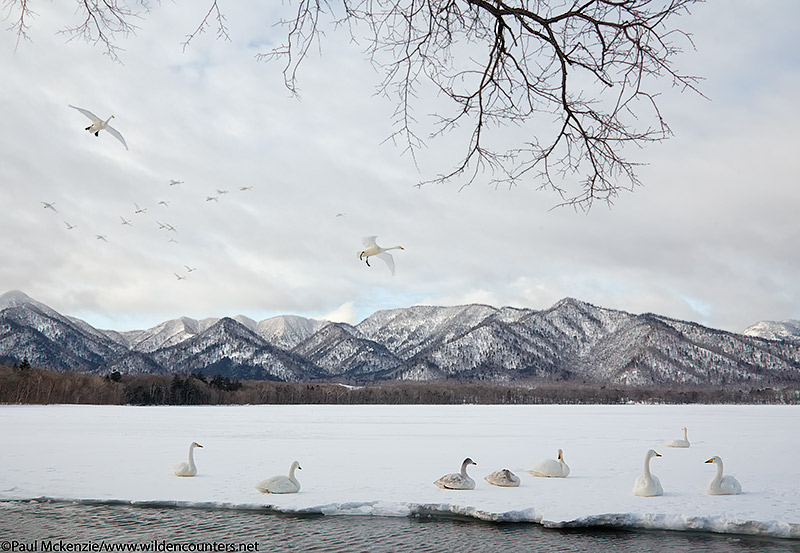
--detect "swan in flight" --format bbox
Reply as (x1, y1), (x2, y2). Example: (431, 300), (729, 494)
(63, 221), (76, 230)
(120, 216), (132, 226)
(484, 468), (521, 487)
(41, 201), (58, 212)
(173, 442), (203, 477)
(633, 449), (663, 497)
(335, 212), (346, 217)
(206, 196), (218, 202)
(239, 186), (253, 191)
(216, 189), (229, 195)
(69, 105), (128, 150)
(359, 236), (404, 275)
(169, 180), (184, 186)
(529, 449), (570, 478)
(95, 235), (108, 242)
(434, 458), (477, 490)
(255, 461), (301, 494)
(133, 203), (147, 214)
(184, 265), (196, 273)
(705, 456), (742, 495)
(158, 201), (170, 207)
(174, 273), (187, 281)
(664, 427), (690, 448)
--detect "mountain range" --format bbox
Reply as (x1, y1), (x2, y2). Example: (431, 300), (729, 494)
(2, 290), (799, 387)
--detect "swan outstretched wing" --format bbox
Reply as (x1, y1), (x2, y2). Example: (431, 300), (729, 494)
(105, 125), (129, 150)
(362, 236), (378, 248)
(69, 105), (101, 123)
(376, 252), (396, 275)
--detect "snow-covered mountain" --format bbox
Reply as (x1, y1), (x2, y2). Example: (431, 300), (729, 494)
(743, 320), (800, 342)
(2, 290), (799, 387)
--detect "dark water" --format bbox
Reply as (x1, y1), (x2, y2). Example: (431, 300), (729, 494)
(1, 501), (798, 553)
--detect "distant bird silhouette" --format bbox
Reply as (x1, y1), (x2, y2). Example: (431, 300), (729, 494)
(69, 105), (128, 150)
(239, 186), (253, 191)
(63, 221), (76, 230)
(169, 179), (184, 186)
(120, 216), (132, 226)
(158, 201), (170, 207)
(133, 203), (147, 214)
(174, 273), (186, 281)
(96, 235), (108, 242)
(41, 201), (58, 212)
(184, 265), (196, 273)
(216, 189), (229, 195)
(206, 196), (218, 202)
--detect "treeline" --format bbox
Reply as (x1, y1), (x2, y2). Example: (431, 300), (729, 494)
(2, 364), (800, 405)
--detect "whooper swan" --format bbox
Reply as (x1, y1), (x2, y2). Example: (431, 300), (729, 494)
(358, 236), (404, 275)
(484, 468), (521, 487)
(434, 458), (477, 490)
(173, 442), (203, 477)
(632, 449), (663, 497)
(705, 456), (742, 495)
(664, 427), (690, 448)
(69, 105), (128, 150)
(255, 461), (302, 494)
(529, 448), (570, 478)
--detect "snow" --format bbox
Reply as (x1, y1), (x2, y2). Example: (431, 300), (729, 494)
(0, 404), (798, 539)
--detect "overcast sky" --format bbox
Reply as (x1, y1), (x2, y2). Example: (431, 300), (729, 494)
(1, 1), (798, 333)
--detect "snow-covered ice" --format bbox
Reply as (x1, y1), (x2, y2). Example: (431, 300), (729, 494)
(0, 404), (798, 539)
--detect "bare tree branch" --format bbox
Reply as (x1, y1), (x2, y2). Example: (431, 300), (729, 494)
(182, 0), (230, 52)
(265, 0), (704, 208)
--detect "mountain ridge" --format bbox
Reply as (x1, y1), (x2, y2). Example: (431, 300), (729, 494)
(1, 290), (799, 387)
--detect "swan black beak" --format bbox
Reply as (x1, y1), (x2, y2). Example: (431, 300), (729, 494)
(654, 452), (661, 457)
(704, 458), (713, 463)
(196, 444), (204, 448)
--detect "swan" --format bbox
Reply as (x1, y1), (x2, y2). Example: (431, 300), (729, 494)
(206, 196), (218, 202)
(175, 273), (187, 281)
(255, 461), (302, 494)
(120, 216), (132, 226)
(633, 449), (663, 497)
(95, 235), (108, 242)
(705, 456), (742, 495)
(484, 468), (520, 487)
(664, 427), (690, 448)
(41, 201), (58, 212)
(173, 442), (203, 477)
(63, 221), (76, 230)
(69, 105), (128, 150)
(528, 448), (570, 478)
(434, 458), (476, 490)
(134, 203), (147, 214)
(359, 236), (404, 275)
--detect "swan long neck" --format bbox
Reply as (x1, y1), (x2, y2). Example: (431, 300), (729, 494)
(187, 444), (196, 468)
(683, 427), (688, 440)
(715, 459), (724, 479)
(643, 453), (653, 478)
(289, 465), (296, 480)
(103, 115), (113, 125)
(460, 460), (470, 477)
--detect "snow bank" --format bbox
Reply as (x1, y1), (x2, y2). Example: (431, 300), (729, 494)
(0, 404), (798, 539)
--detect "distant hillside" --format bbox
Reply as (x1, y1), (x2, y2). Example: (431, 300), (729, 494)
(2, 290), (799, 389)
(743, 320), (800, 342)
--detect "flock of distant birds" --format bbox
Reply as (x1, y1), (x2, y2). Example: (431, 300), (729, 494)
(38, 106), (406, 278)
(173, 427), (742, 497)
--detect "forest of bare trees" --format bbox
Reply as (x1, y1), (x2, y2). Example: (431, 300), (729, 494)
(2, 364), (799, 406)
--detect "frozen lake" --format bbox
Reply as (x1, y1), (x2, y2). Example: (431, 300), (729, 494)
(1, 404), (798, 540)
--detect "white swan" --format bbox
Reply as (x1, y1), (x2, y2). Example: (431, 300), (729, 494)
(359, 236), (404, 275)
(664, 427), (690, 448)
(255, 461), (302, 494)
(484, 468), (520, 487)
(705, 456), (742, 495)
(41, 201), (58, 212)
(434, 458), (476, 490)
(633, 449), (663, 497)
(173, 442), (203, 477)
(528, 448), (570, 478)
(69, 105), (128, 150)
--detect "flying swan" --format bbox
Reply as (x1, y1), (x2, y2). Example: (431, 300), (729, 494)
(705, 456), (742, 495)
(255, 461), (302, 494)
(528, 448), (570, 478)
(173, 442), (203, 477)
(434, 458), (477, 490)
(633, 449), (663, 497)
(69, 105), (128, 150)
(484, 468), (521, 487)
(664, 427), (690, 448)
(358, 236), (404, 275)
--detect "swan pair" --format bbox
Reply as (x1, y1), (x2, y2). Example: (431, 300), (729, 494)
(434, 458), (522, 489)
(632, 449), (742, 497)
